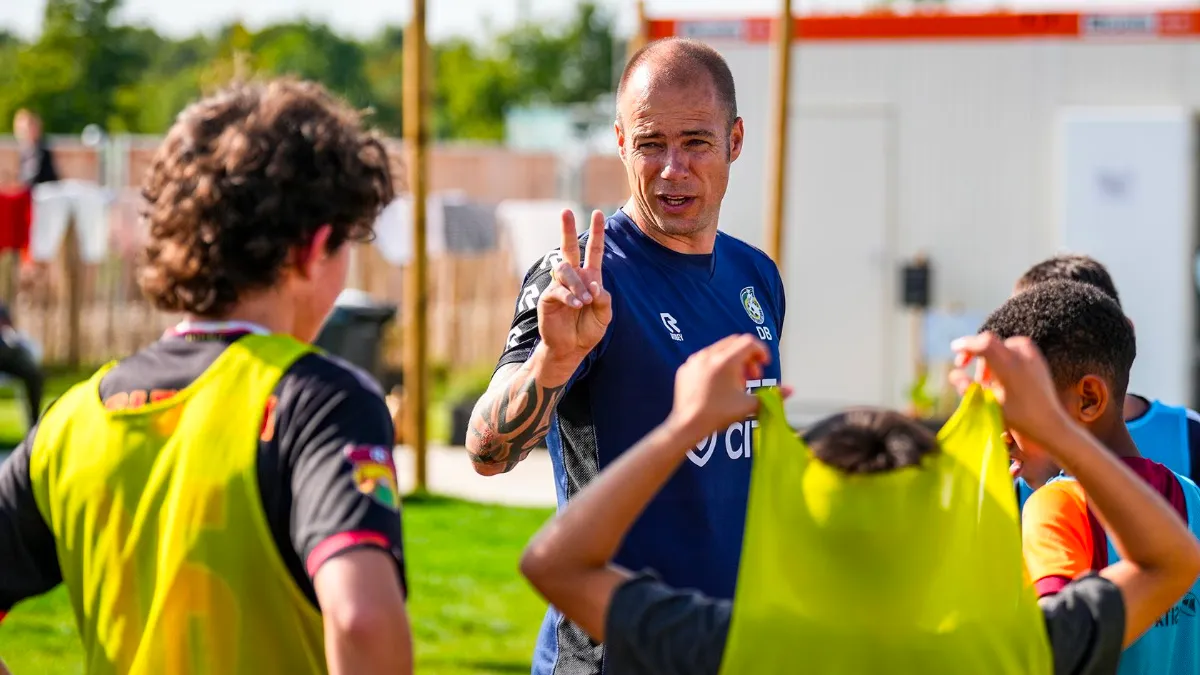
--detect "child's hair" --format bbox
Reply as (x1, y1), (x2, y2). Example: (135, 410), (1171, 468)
(803, 409), (939, 474)
(139, 77), (394, 317)
(1014, 254), (1121, 307)
(981, 279), (1136, 400)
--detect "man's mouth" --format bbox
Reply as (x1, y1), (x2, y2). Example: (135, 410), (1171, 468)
(658, 195), (696, 211)
(1009, 458), (1023, 478)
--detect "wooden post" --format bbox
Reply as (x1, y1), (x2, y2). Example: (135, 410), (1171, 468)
(63, 218), (83, 368)
(628, 0), (649, 58)
(404, 0), (431, 494)
(764, 0), (794, 266)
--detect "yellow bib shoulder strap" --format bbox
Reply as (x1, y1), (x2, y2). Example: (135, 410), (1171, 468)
(719, 386), (1051, 675)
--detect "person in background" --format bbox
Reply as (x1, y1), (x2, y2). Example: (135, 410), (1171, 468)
(1011, 254), (1200, 505)
(985, 279), (1200, 674)
(13, 110), (58, 188)
(0, 302), (43, 430)
(0, 78), (411, 675)
(466, 36), (785, 674)
(519, 332), (1200, 674)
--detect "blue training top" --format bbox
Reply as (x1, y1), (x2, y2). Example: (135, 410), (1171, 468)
(1043, 468), (1200, 675)
(495, 209), (786, 675)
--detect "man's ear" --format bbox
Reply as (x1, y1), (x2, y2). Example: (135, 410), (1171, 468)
(1076, 375), (1111, 424)
(729, 117), (744, 162)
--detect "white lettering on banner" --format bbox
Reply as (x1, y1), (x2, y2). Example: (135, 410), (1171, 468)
(1081, 13), (1157, 37)
(679, 20), (744, 40)
(686, 378), (777, 467)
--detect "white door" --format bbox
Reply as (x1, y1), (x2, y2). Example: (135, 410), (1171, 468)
(782, 110), (894, 424)
(1058, 108), (1196, 407)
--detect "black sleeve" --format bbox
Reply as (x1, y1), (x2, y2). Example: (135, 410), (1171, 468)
(1039, 573), (1125, 675)
(0, 429), (62, 618)
(604, 572), (731, 675)
(37, 144), (58, 184)
(496, 251), (559, 372)
(271, 355), (406, 593)
(1185, 408), (1200, 485)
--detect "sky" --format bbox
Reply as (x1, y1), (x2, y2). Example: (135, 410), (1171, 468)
(1, 0), (1190, 43)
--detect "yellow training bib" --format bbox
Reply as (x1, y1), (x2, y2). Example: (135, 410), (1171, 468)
(29, 334), (328, 675)
(719, 386), (1052, 674)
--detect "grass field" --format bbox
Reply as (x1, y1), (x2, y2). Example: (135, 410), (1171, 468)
(0, 365), (101, 450)
(1, 495), (553, 674)
(0, 369), (554, 674)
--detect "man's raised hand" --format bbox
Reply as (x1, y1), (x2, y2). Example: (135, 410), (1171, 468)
(537, 209), (613, 362)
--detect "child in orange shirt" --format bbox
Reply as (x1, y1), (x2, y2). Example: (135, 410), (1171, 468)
(981, 279), (1200, 673)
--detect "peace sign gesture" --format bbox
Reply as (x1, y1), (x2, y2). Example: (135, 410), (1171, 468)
(537, 209), (613, 362)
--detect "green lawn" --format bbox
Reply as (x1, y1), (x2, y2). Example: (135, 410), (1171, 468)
(0, 495), (553, 674)
(0, 366), (99, 449)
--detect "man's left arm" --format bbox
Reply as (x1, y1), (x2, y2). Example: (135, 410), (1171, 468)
(0, 431), (62, 624)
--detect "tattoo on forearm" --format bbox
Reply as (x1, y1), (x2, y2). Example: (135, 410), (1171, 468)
(468, 364), (566, 473)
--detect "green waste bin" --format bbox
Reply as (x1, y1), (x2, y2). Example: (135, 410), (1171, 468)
(314, 289), (397, 388)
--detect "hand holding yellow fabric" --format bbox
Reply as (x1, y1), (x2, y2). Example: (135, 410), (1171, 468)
(719, 386), (1052, 675)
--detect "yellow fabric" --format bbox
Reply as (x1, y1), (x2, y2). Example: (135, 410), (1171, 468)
(719, 386), (1053, 674)
(29, 334), (327, 675)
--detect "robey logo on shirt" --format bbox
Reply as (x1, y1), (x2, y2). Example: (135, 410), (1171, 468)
(687, 378), (778, 467)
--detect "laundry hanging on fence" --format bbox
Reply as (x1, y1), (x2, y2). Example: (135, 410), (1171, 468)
(495, 199), (584, 277)
(370, 193), (451, 265)
(30, 179), (113, 263)
(0, 188), (32, 255)
(106, 188), (147, 259)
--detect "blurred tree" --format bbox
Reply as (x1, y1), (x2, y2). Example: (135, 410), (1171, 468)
(0, 0), (621, 140)
(433, 38), (517, 141)
(362, 26), (405, 134)
(254, 22), (373, 107)
(2, 0), (152, 134)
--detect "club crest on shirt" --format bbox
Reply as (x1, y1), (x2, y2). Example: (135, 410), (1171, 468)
(740, 286), (765, 325)
(344, 445), (399, 511)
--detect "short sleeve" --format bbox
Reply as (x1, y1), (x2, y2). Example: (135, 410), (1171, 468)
(496, 252), (559, 372)
(1039, 573), (1125, 675)
(1023, 482), (1095, 596)
(0, 429), (62, 619)
(604, 572), (731, 675)
(271, 356), (406, 592)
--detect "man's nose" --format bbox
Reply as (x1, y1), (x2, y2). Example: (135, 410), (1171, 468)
(660, 147), (690, 181)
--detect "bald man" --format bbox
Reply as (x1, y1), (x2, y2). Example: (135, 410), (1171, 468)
(464, 38), (786, 674)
